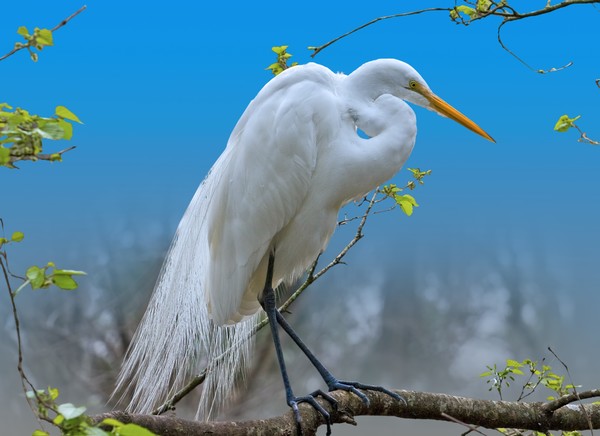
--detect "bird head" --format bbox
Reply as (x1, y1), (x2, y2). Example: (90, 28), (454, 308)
(387, 61), (495, 143)
(348, 59), (495, 143)
(403, 76), (495, 143)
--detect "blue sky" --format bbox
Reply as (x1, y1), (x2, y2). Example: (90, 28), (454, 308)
(2, 0), (600, 404)
(2, 1), (598, 269)
(2, 2), (599, 300)
(3, 0), (600, 320)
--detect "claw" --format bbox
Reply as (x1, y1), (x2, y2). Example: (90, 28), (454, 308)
(310, 389), (338, 411)
(332, 380), (407, 406)
(289, 393), (333, 436)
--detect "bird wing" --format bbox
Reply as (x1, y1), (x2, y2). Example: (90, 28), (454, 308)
(206, 64), (338, 324)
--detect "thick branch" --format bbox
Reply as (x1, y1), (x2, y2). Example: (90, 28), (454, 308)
(98, 389), (600, 436)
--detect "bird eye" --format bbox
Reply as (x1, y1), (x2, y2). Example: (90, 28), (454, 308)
(409, 80), (418, 89)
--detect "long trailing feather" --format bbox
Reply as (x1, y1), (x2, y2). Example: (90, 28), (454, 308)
(113, 147), (259, 419)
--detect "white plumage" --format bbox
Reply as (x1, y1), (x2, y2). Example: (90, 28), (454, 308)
(115, 59), (493, 419)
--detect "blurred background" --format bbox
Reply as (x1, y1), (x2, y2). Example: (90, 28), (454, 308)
(1, 1), (599, 434)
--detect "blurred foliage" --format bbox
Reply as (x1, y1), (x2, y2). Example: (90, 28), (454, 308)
(29, 387), (155, 436)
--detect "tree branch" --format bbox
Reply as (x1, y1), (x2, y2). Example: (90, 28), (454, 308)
(9, 145), (77, 167)
(309, 0), (600, 73)
(99, 389), (600, 436)
(0, 5), (87, 62)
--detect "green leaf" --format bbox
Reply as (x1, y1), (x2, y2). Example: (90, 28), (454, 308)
(53, 414), (65, 425)
(100, 418), (125, 428)
(17, 26), (30, 37)
(37, 121), (65, 140)
(456, 5), (477, 17)
(554, 114), (581, 132)
(400, 194), (418, 206)
(54, 269), (87, 276)
(271, 45), (288, 54)
(397, 199), (414, 216)
(52, 274), (78, 290)
(11, 231), (24, 242)
(55, 106), (83, 124)
(48, 386), (59, 400)
(506, 359), (522, 367)
(0, 146), (10, 165)
(86, 427), (111, 436)
(26, 266), (45, 289)
(57, 118), (73, 140)
(117, 423), (157, 436)
(32, 431), (50, 436)
(35, 28), (53, 47)
(476, 0), (492, 12)
(57, 403), (86, 420)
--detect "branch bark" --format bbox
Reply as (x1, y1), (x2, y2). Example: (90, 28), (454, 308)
(309, 0), (600, 73)
(97, 389), (600, 436)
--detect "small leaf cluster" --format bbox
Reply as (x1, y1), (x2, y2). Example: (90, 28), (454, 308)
(0, 230), (25, 248)
(481, 358), (579, 402)
(554, 114), (581, 133)
(481, 359), (524, 400)
(406, 167), (432, 190)
(0, 103), (82, 168)
(29, 387), (156, 436)
(449, 0), (505, 23)
(14, 26), (53, 62)
(266, 45), (298, 76)
(380, 184), (419, 216)
(380, 167), (431, 216)
(14, 261), (86, 296)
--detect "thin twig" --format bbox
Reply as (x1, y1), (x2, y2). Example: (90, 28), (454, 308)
(310, 0), (600, 72)
(1, 257), (53, 428)
(9, 146), (77, 168)
(441, 412), (487, 436)
(571, 124), (600, 145)
(516, 358), (546, 402)
(309, 8), (451, 58)
(0, 5), (87, 62)
(545, 347), (594, 435)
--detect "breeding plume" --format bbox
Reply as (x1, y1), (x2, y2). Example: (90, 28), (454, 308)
(115, 59), (494, 433)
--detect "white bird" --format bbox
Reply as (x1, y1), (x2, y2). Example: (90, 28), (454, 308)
(115, 59), (494, 434)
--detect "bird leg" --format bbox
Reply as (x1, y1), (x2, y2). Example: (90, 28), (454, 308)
(259, 253), (334, 436)
(274, 308), (405, 405)
(259, 253), (404, 435)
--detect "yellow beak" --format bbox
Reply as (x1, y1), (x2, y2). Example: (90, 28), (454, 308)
(422, 88), (495, 143)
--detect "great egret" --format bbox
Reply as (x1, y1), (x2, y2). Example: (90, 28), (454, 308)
(115, 59), (494, 434)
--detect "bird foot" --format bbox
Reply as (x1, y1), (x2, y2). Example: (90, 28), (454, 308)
(289, 389), (338, 436)
(329, 379), (406, 406)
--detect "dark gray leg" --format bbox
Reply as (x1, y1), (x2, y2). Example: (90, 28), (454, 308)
(259, 253), (333, 435)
